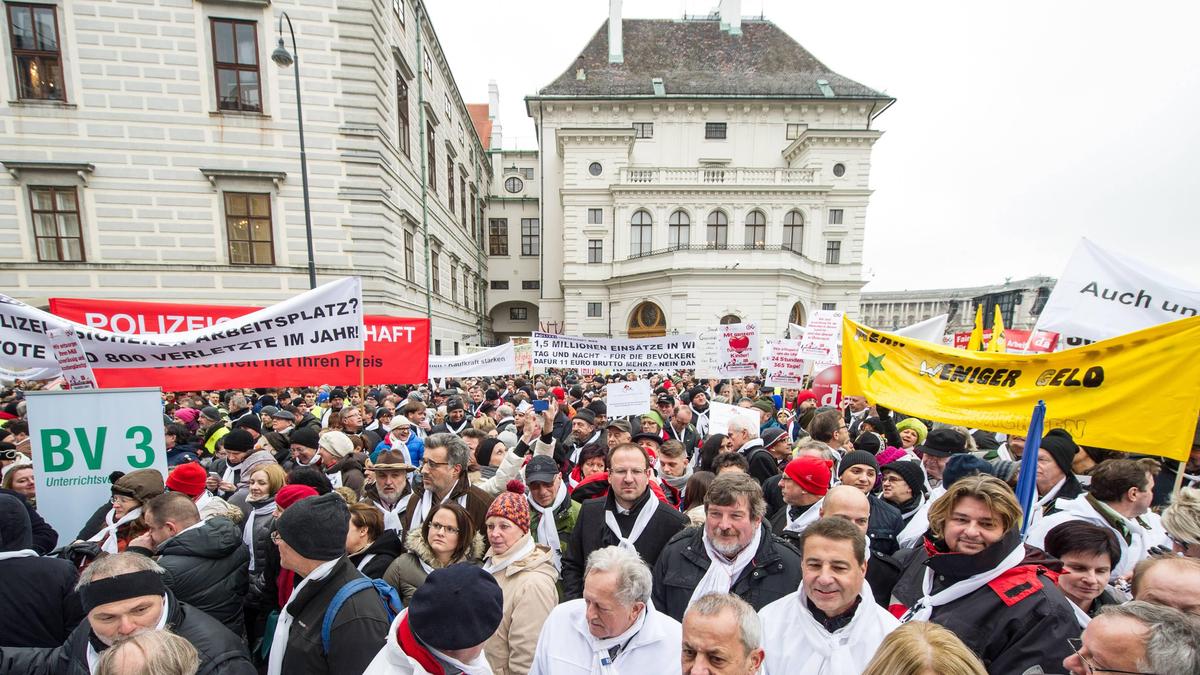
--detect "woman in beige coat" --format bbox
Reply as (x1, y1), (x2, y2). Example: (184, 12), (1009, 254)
(481, 485), (559, 675)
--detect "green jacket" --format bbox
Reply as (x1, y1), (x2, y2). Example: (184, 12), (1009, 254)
(529, 496), (580, 554)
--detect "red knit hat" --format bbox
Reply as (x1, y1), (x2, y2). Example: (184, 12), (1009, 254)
(485, 481), (530, 533)
(794, 390), (818, 406)
(165, 462), (207, 498)
(784, 456), (833, 496)
(551, 387), (566, 401)
(276, 484), (318, 510)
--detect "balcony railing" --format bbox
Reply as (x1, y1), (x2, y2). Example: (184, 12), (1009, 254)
(624, 243), (805, 261)
(618, 166), (818, 187)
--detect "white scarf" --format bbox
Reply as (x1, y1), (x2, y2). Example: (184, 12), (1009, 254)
(687, 526), (762, 608)
(791, 583), (894, 674)
(86, 594), (170, 673)
(388, 436), (414, 466)
(194, 490), (214, 516)
(427, 643), (494, 675)
(737, 438), (764, 456)
(88, 506), (143, 555)
(327, 468), (344, 489)
(221, 462), (238, 487)
(529, 481), (568, 570)
(604, 497), (657, 552)
(584, 605), (648, 675)
(0, 549), (37, 561)
(900, 542), (1026, 622)
(785, 498), (824, 534)
(1071, 600), (1092, 629)
(690, 404), (709, 436)
(570, 430), (602, 464)
(444, 418), (469, 436)
(243, 499), (276, 572)
(667, 423), (689, 443)
(406, 488), (467, 533)
(483, 534), (536, 576)
(355, 553), (377, 572)
(268, 557), (338, 675)
(374, 494), (412, 532)
(1037, 477), (1067, 509)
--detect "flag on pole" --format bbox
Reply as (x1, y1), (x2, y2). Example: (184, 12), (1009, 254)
(1017, 401), (1046, 537)
(988, 305), (1007, 353)
(965, 305), (984, 351)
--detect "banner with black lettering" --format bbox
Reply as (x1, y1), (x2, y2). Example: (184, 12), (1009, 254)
(532, 332), (696, 373)
(429, 342), (517, 378)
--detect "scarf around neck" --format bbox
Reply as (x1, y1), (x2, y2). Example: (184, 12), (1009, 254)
(483, 533), (536, 576)
(687, 526), (762, 608)
(583, 604), (648, 675)
(900, 540), (1025, 623)
(88, 506), (143, 555)
(243, 498), (276, 572)
(529, 480), (568, 569)
(791, 583), (893, 674)
(605, 494), (657, 552)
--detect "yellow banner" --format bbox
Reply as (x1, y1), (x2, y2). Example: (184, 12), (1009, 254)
(841, 316), (1200, 461)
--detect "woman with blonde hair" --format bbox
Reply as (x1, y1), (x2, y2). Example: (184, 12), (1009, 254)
(1162, 486), (1200, 558)
(862, 621), (986, 675)
(472, 415), (497, 434)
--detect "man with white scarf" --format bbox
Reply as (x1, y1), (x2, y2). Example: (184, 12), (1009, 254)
(525, 455), (580, 570)
(362, 450), (415, 532)
(531, 546), (681, 675)
(768, 456), (832, 546)
(759, 516), (899, 675)
(652, 472), (801, 621)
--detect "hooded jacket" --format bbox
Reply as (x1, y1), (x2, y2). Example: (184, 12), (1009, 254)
(348, 530), (404, 580)
(0, 495), (81, 648)
(483, 537), (559, 675)
(383, 527), (486, 605)
(150, 517), (251, 636)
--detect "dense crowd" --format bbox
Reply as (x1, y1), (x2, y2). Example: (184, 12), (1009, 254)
(0, 373), (1198, 674)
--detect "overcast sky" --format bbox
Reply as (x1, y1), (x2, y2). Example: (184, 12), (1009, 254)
(425, 0), (1200, 292)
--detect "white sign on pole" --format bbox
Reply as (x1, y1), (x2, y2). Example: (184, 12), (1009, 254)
(764, 339), (807, 389)
(428, 342), (517, 378)
(694, 330), (720, 379)
(605, 379), (653, 418)
(707, 400), (762, 436)
(893, 314), (949, 344)
(26, 388), (167, 549)
(787, 323), (806, 340)
(0, 277), (364, 373)
(532, 332), (696, 373)
(796, 310), (843, 360)
(716, 322), (760, 377)
(1035, 238), (1200, 348)
(47, 327), (96, 390)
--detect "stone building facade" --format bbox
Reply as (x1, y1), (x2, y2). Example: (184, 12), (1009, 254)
(858, 276), (1057, 333)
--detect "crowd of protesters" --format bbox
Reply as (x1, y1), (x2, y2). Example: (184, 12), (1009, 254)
(0, 372), (1199, 674)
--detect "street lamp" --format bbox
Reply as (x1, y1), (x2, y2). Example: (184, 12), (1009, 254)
(272, 12), (316, 289)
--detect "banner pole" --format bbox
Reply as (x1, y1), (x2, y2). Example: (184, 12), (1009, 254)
(359, 351), (365, 392)
(1173, 462), (1187, 500)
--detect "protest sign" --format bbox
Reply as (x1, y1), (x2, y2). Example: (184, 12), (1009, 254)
(532, 332), (696, 373)
(1036, 238), (1200, 348)
(48, 295), (430, 389)
(716, 322), (760, 377)
(764, 339), (807, 389)
(796, 310), (843, 360)
(787, 323), (806, 339)
(429, 342), (517, 378)
(951, 329), (1059, 354)
(893, 314), (949, 344)
(707, 400), (762, 436)
(512, 337), (533, 374)
(47, 327), (96, 390)
(26, 388), (167, 548)
(842, 316), (1200, 461)
(694, 330), (720, 379)
(810, 362), (843, 407)
(605, 379), (653, 417)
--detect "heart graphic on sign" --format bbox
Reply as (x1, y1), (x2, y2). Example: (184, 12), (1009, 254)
(729, 335), (750, 352)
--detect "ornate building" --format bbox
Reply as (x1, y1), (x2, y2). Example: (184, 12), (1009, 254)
(858, 276), (1057, 333)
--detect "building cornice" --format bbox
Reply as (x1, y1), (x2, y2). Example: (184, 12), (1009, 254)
(783, 128), (882, 164)
(2, 160), (95, 184)
(555, 127), (636, 156)
(198, 168), (286, 190)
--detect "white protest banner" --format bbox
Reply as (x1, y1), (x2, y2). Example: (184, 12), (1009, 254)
(893, 314), (949, 343)
(694, 330), (720, 379)
(1035, 238), (1200, 348)
(605, 379), (653, 417)
(0, 277), (364, 373)
(764, 339), (807, 389)
(716, 322), (760, 377)
(532, 332), (696, 373)
(429, 342), (517, 378)
(512, 337), (533, 374)
(796, 310), (843, 360)
(47, 327), (96, 390)
(707, 400), (761, 436)
(26, 388), (167, 548)
(0, 365), (58, 386)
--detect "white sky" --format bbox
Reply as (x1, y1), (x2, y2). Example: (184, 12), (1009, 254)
(426, 0), (1200, 292)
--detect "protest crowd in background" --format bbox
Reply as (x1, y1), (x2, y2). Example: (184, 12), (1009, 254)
(1, 366), (1199, 675)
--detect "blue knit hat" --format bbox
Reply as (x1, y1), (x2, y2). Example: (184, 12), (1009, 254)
(942, 454), (997, 488)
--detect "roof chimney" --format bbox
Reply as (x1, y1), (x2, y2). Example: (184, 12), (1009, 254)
(487, 80), (499, 120)
(719, 0), (742, 35)
(608, 0), (623, 64)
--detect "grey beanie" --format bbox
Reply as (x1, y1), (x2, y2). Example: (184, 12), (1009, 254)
(275, 492), (349, 561)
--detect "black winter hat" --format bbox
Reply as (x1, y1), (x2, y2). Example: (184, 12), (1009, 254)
(943, 454), (997, 488)
(330, 389), (348, 400)
(411, 564), (504, 650)
(200, 406), (222, 421)
(586, 400), (607, 416)
(573, 408), (597, 425)
(838, 450), (879, 477)
(0, 493), (32, 552)
(223, 429), (255, 453)
(1040, 429), (1078, 476)
(233, 413), (261, 433)
(275, 492), (348, 561)
(919, 428), (968, 458)
(446, 398), (465, 412)
(881, 460), (926, 498)
(485, 389), (500, 402)
(290, 426), (320, 450)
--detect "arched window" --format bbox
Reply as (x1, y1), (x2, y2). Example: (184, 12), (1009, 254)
(706, 210), (728, 249)
(788, 302), (805, 327)
(744, 210), (766, 249)
(629, 301), (666, 338)
(630, 209), (652, 257)
(783, 210), (804, 253)
(719, 314), (741, 325)
(669, 210), (690, 250)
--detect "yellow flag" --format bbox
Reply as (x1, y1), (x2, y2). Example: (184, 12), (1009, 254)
(965, 305), (984, 351)
(988, 305), (1007, 353)
(841, 315), (1200, 461)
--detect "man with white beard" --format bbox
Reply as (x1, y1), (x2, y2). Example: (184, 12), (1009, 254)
(361, 450), (415, 532)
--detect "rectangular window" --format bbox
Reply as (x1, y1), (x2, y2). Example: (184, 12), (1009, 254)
(587, 239), (602, 264)
(822, 302), (837, 311)
(7, 3), (65, 101)
(469, 189), (477, 240)
(446, 156), (454, 212)
(490, 280), (508, 290)
(426, 124), (436, 194)
(828, 208), (844, 225)
(522, 280), (540, 290)
(404, 231), (415, 282)
(825, 240), (841, 265)
(434, 339), (441, 355)
(211, 19), (261, 113)
(488, 218), (508, 256)
(396, 74), (410, 157)
(459, 174), (466, 224)
(587, 208), (603, 224)
(521, 218), (540, 256)
(587, 302), (602, 318)
(450, 264), (458, 304)
(394, 0), (404, 23)
(786, 123), (802, 140)
(454, 342), (459, 356)
(431, 250), (440, 295)
(422, 47), (431, 81)
(633, 122), (653, 139)
(224, 192), (273, 265)
(704, 122), (727, 139)
(510, 307), (528, 321)
(520, 168), (534, 180)
(29, 186), (82, 261)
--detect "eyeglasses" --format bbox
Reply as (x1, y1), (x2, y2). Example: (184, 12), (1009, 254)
(881, 475), (904, 484)
(429, 522), (460, 535)
(421, 458), (451, 469)
(110, 495), (137, 504)
(1067, 638), (1159, 675)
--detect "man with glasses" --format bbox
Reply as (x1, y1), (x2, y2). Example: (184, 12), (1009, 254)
(398, 433), (492, 536)
(1064, 601), (1200, 675)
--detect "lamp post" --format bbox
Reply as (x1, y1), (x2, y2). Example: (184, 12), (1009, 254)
(271, 12), (316, 289)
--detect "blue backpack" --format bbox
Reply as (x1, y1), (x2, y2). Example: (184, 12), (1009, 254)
(321, 577), (404, 654)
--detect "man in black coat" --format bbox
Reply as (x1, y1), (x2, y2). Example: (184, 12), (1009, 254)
(652, 473), (800, 621)
(268, 492), (389, 675)
(727, 417), (779, 485)
(0, 495), (82, 648)
(561, 443), (688, 599)
(128, 493), (250, 636)
(0, 487), (56, 554)
(0, 552), (254, 675)
(835, 450), (904, 555)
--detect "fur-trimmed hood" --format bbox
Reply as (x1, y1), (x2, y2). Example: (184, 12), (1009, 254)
(403, 524), (485, 568)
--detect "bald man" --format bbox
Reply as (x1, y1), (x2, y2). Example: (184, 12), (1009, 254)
(820, 485), (903, 608)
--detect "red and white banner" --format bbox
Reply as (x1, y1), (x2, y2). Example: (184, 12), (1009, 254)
(951, 328), (1059, 353)
(49, 296), (429, 389)
(764, 339), (807, 389)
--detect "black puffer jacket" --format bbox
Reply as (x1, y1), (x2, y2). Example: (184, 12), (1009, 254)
(347, 529), (403, 580)
(651, 524), (801, 621)
(0, 591), (254, 675)
(0, 489), (56, 555)
(153, 518), (250, 636)
(241, 500), (275, 607)
(866, 493), (903, 556)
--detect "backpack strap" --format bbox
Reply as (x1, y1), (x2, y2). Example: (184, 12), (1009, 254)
(321, 577), (405, 654)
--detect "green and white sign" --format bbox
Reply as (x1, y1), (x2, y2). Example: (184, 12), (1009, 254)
(26, 388), (166, 548)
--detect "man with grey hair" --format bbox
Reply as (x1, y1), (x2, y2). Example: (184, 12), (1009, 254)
(652, 473), (800, 621)
(1064, 601), (1200, 675)
(682, 593), (764, 675)
(530, 545), (682, 674)
(727, 417), (777, 485)
(398, 432), (493, 534)
(0, 552), (253, 674)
